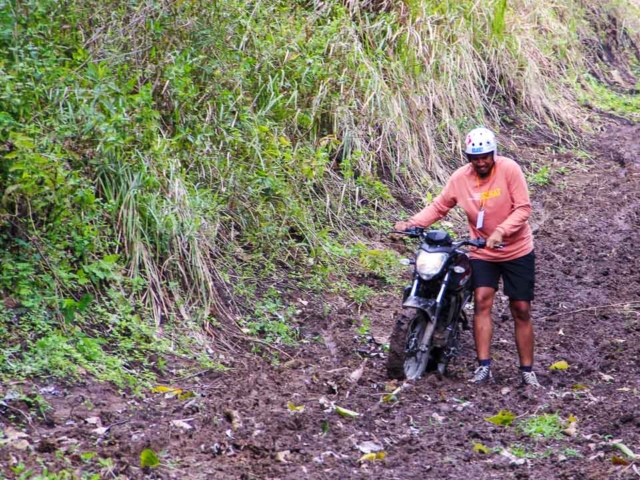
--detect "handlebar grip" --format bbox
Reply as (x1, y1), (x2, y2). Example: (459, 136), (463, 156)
(390, 227), (424, 236)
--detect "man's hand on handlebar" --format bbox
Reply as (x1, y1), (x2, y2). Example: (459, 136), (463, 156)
(394, 220), (413, 232)
(486, 230), (504, 249)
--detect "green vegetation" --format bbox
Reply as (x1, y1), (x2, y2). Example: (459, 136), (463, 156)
(519, 413), (564, 439)
(579, 75), (640, 120)
(0, 0), (638, 382)
(527, 164), (553, 187)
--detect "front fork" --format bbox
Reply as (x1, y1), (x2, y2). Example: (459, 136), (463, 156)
(417, 270), (452, 352)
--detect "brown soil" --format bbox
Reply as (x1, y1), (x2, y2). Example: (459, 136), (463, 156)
(1, 122), (640, 479)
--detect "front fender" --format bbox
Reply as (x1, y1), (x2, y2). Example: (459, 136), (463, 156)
(402, 296), (436, 318)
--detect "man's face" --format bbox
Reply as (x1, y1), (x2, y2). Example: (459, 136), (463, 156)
(468, 153), (495, 178)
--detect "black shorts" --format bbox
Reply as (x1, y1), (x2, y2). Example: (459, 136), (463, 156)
(470, 250), (535, 301)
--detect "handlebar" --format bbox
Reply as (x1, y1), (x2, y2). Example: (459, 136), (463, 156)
(390, 227), (425, 238)
(390, 228), (504, 249)
(454, 238), (487, 249)
(454, 239), (505, 249)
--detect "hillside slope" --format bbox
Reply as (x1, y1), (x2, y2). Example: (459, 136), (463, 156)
(0, 0), (639, 392)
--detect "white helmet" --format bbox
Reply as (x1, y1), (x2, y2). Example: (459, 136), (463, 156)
(464, 127), (496, 155)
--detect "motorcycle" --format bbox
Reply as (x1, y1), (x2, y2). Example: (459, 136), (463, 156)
(387, 227), (488, 380)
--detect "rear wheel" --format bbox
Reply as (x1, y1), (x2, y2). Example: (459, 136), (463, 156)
(387, 310), (434, 380)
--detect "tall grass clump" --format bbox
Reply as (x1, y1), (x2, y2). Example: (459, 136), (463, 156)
(0, 0), (637, 380)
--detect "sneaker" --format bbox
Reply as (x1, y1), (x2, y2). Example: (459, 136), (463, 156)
(521, 371), (541, 388)
(470, 365), (493, 384)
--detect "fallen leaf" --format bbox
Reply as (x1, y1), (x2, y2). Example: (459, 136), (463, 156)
(500, 448), (525, 465)
(563, 422), (578, 437)
(567, 414), (578, 424)
(334, 405), (360, 419)
(224, 410), (242, 431)
(599, 372), (614, 382)
(431, 412), (445, 423)
(357, 441), (383, 454)
(572, 383), (588, 391)
(348, 360), (367, 384)
(381, 392), (398, 403)
(549, 360), (569, 371)
(611, 455), (630, 466)
(455, 401), (472, 412)
(92, 427), (109, 436)
(485, 410), (516, 427)
(151, 386), (182, 394)
(178, 391), (195, 401)
(140, 448), (160, 468)
(358, 451), (385, 462)
(275, 450), (290, 463)
(85, 417), (101, 426)
(2, 427), (29, 442)
(323, 332), (339, 362)
(287, 402), (305, 412)
(473, 443), (489, 454)
(384, 381), (398, 392)
(171, 420), (193, 430)
(613, 442), (636, 459)
(11, 439), (30, 451)
(381, 384), (405, 403)
(282, 359), (302, 370)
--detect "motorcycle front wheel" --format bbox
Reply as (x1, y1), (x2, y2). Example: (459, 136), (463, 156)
(387, 310), (434, 380)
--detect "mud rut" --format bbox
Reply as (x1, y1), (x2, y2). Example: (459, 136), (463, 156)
(1, 123), (639, 479)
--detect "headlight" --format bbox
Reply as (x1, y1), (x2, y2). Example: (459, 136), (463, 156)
(416, 252), (447, 280)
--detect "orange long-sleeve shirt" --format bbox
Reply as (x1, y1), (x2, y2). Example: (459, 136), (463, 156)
(408, 156), (533, 261)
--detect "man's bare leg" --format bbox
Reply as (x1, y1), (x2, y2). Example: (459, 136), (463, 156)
(473, 287), (496, 360)
(510, 299), (534, 367)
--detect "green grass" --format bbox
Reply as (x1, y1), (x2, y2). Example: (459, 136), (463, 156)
(519, 413), (564, 439)
(579, 75), (640, 120)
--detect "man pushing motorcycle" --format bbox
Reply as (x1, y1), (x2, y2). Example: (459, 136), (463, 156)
(394, 127), (540, 387)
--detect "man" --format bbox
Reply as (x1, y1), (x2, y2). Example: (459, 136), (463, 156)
(394, 127), (540, 387)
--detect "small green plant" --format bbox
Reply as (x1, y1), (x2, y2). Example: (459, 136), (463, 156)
(527, 164), (552, 186)
(509, 444), (553, 459)
(560, 448), (583, 458)
(519, 413), (564, 439)
(241, 287), (298, 345)
(354, 244), (402, 282)
(509, 445), (538, 459)
(357, 316), (371, 337)
(351, 285), (374, 307)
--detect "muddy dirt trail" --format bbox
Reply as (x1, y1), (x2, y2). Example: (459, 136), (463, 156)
(1, 123), (639, 479)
